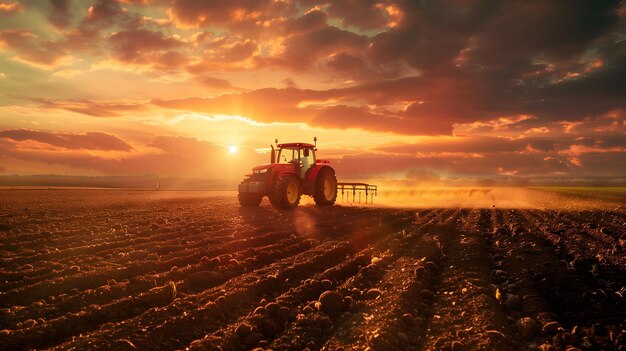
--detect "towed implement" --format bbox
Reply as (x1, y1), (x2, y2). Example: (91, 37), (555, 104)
(238, 138), (377, 209)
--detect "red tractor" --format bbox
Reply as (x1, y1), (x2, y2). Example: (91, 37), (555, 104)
(238, 137), (338, 209)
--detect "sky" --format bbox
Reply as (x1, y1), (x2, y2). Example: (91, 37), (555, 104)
(0, 0), (625, 186)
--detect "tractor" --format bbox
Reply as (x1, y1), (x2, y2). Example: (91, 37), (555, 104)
(238, 137), (338, 209)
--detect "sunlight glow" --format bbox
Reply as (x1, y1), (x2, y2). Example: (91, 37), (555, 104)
(228, 145), (238, 154)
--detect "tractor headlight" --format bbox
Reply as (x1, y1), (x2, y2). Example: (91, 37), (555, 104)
(254, 168), (269, 174)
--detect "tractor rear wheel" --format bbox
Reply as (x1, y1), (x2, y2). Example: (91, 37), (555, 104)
(269, 175), (301, 209)
(313, 168), (337, 206)
(238, 178), (262, 207)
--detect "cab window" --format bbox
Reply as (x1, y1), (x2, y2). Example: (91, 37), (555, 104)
(278, 147), (299, 164)
(301, 148), (315, 171)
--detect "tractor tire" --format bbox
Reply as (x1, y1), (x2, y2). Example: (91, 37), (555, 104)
(313, 168), (337, 206)
(238, 178), (262, 207)
(269, 174), (301, 209)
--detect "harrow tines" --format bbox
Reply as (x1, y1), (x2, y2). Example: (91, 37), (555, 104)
(337, 183), (378, 204)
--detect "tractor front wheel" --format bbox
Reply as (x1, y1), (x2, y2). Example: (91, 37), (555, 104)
(313, 168), (337, 206)
(269, 175), (301, 209)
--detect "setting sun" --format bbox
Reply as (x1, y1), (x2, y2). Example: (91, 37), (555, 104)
(228, 146), (238, 154)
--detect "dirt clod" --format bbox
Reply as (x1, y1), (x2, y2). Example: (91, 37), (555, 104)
(235, 323), (254, 338)
(451, 340), (464, 351)
(185, 271), (222, 288)
(504, 294), (522, 311)
(110, 339), (137, 351)
(397, 331), (409, 343)
(401, 313), (416, 326)
(321, 279), (333, 290)
(516, 317), (540, 340)
(317, 291), (344, 317)
(421, 289), (435, 301)
(414, 266), (427, 278)
(364, 288), (382, 300)
(542, 321), (562, 335)
(258, 318), (277, 337)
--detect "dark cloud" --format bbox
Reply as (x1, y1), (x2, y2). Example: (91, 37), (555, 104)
(286, 8), (328, 34)
(280, 26), (368, 70)
(48, 0), (71, 28)
(84, 0), (125, 24)
(108, 28), (183, 63)
(326, 53), (408, 81)
(0, 129), (134, 151)
(572, 151), (626, 176)
(103, 27), (190, 70)
(470, 0), (621, 66)
(324, 0), (391, 29)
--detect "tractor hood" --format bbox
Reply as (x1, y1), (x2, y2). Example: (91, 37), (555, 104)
(252, 163), (294, 173)
(252, 164), (273, 172)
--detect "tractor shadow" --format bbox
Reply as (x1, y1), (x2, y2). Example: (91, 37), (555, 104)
(236, 201), (385, 241)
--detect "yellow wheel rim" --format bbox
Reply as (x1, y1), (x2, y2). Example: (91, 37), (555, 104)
(286, 182), (298, 204)
(323, 178), (334, 200)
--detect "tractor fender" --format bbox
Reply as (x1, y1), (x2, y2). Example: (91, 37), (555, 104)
(269, 167), (299, 185)
(306, 165), (334, 182)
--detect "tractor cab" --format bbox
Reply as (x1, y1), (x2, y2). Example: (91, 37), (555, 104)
(273, 142), (316, 178)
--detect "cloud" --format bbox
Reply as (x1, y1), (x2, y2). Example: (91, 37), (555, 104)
(167, 0), (295, 33)
(469, 1), (620, 66)
(26, 97), (149, 117)
(186, 38), (259, 72)
(195, 76), (234, 90)
(48, 0), (71, 28)
(0, 2), (22, 16)
(150, 75), (492, 135)
(326, 52), (409, 81)
(279, 25), (368, 70)
(107, 28), (187, 69)
(285, 8), (328, 34)
(0, 129), (134, 151)
(0, 29), (68, 68)
(109, 29), (183, 58)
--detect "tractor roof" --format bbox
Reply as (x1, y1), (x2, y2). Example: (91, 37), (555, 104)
(278, 142), (315, 148)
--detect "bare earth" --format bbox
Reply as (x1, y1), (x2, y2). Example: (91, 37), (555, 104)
(0, 190), (625, 351)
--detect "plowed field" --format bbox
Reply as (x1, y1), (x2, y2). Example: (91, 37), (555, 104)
(0, 190), (625, 351)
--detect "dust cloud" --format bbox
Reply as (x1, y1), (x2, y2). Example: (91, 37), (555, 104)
(337, 185), (625, 210)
